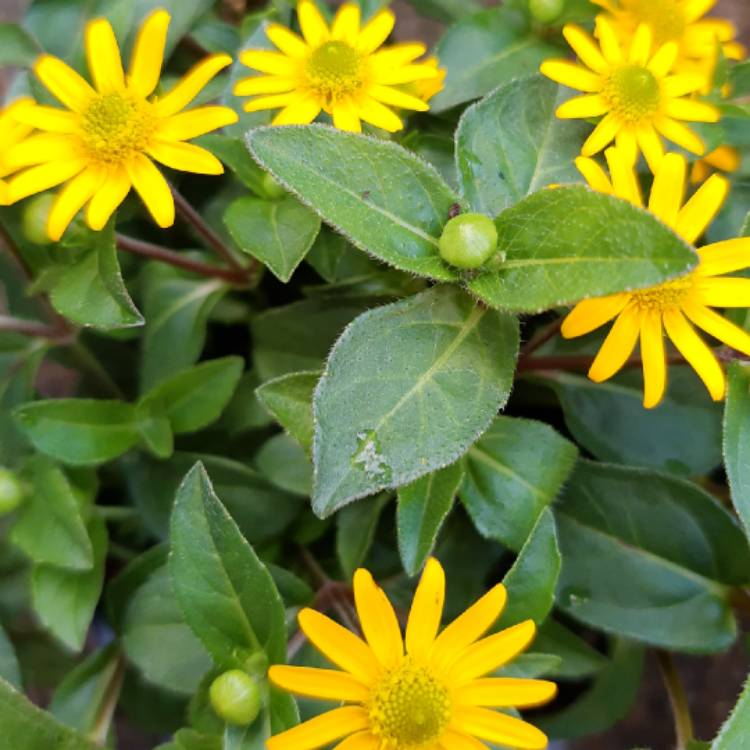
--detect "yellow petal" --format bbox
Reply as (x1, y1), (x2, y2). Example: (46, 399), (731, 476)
(34, 54), (96, 112)
(369, 43), (427, 71)
(575, 156), (613, 195)
(684, 0), (716, 23)
(696, 277), (750, 308)
(266, 707), (369, 750)
(451, 707), (548, 750)
(635, 124), (665, 175)
(654, 115), (705, 155)
(244, 92), (299, 113)
(5, 133), (78, 170)
(561, 294), (630, 338)
(358, 9), (395, 55)
(374, 63), (444, 85)
(454, 678), (557, 708)
(157, 106), (239, 141)
(7, 159), (86, 202)
(640, 310), (667, 409)
(240, 49), (299, 76)
(675, 174), (729, 244)
(448, 620), (537, 684)
(555, 94), (608, 119)
(595, 16), (623, 64)
(272, 95), (322, 125)
(127, 9), (170, 97)
(648, 41), (678, 77)
(581, 113), (620, 156)
(704, 146), (740, 172)
(664, 98), (720, 123)
(332, 98), (362, 132)
(629, 24), (652, 65)
(438, 729), (491, 750)
(697, 238), (750, 277)
(648, 152), (686, 227)
(683, 301), (750, 356)
(11, 104), (77, 133)
(588, 303), (642, 382)
(334, 732), (379, 750)
(405, 558), (445, 660)
(233, 75), (296, 96)
(357, 97), (403, 132)
(85, 17), (125, 94)
(47, 166), (103, 241)
(663, 308), (725, 401)
(353, 568), (403, 669)
(147, 140), (224, 175)
(267, 23), (309, 58)
(297, 608), (380, 684)
(662, 73), (705, 97)
(563, 24), (607, 73)
(154, 54), (234, 117)
(331, 3), (360, 45)
(540, 60), (602, 92)
(614, 126), (638, 171)
(126, 154), (174, 228)
(298, 0), (330, 47)
(86, 168), (131, 230)
(432, 584), (507, 670)
(268, 665), (370, 702)
(368, 84), (429, 112)
(605, 146), (642, 206)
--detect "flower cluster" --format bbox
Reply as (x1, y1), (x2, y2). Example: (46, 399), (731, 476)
(541, 0), (750, 408)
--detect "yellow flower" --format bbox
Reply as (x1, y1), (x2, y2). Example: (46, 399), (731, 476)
(690, 145), (741, 184)
(234, 0), (444, 133)
(268, 558), (555, 750)
(565, 147), (750, 408)
(592, 0), (746, 92)
(540, 17), (720, 171)
(0, 98), (35, 204)
(4, 9), (238, 241)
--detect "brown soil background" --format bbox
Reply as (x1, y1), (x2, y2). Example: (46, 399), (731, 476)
(0, 0), (748, 748)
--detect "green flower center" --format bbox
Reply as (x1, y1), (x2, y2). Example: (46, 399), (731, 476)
(80, 92), (155, 164)
(369, 657), (450, 748)
(306, 41), (363, 100)
(603, 64), (662, 123)
(623, 0), (686, 46)
(633, 274), (695, 311)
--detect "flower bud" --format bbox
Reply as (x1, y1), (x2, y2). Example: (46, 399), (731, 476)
(439, 213), (498, 269)
(261, 172), (287, 200)
(209, 669), (262, 726)
(0, 468), (25, 515)
(21, 194), (55, 245)
(529, 0), (564, 23)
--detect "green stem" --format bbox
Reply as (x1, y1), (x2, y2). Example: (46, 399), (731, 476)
(657, 650), (694, 750)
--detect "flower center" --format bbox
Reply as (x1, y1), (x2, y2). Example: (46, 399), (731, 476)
(622, 0), (686, 46)
(306, 41), (363, 101)
(369, 657), (450, 748)
(80, 92), (156, 164)
(633, 273), (695, 311)
(603, 64), (662, 123)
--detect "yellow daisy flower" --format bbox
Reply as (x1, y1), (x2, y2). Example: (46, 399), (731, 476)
(592, 0), (746, 92)
(4, 9), (238, 241)
(690, 145), (740, 184)
(540, 17), (720, 171)
(564, 147), (750, 408)
(0, 98), (34, 204)
(234, 0), (444, 133)
(268, 558), (556, 750)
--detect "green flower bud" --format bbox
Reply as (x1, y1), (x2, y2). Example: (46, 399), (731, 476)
(439, 213), (498, 270)
(529, 0), (564, 23)
(209, 670), (262, 726)
(0, 468), (25, 515)
(261, 172), (287, 200)
(243, 651), (269, 679)
(21, 193), (55, 245)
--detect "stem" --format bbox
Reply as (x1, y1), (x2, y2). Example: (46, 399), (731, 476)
(0, 315), (66, 340)
(171, 186), (248, 275)
(116, 234), (248, 285)
(87, 652), (126, 746)
(518, 317), (562, 360)
(68, 343), (125, 400)
(518, 352), (689, 373)
(657, 650), (694, 750)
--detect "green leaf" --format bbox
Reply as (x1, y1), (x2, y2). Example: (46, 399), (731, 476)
(431, 6), (560, 112)
(455, 76), (589, 215)
(256, 434), (311, 496)
(336, 493), (391, 579)
(247, 125), (461, 281)
(0, 23), (40, 66)
(122, 565), (212, 695)
(313, 287), (519, 516)
(198, 134), (267, 194)
(538, 640), (645, 739)
(724, 362), (750, 538)
(256, 371), (319, 452)
(31, 515), (107, 652)
(405, 0), (483, 22)
(460, 416), (577, 551)
(48, 223), (142, 330)
(0, 677), (98, 750)
(14, 399), (139, 466)
(140, 263), (227, 391)
(0, 626), (21, 689)
(499, 508), (560, 627)
(534, 618), (607, 680)
(225, 196), (321, 282)
(397, 462), (463, 577)
(219, 370), (273, 435)
(170, 463), (288, 667)
(10, 457), (92, 570)
(139, 357), (244, 435)
(713, 673), (750, 749)
(468, 186), (698, 312)
(555, 461), (749, 653)
(538, 368), (723, 475)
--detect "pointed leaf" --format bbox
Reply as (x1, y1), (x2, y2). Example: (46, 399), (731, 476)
(256, 371), (319, 452)
(724, 362), (750, 538)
